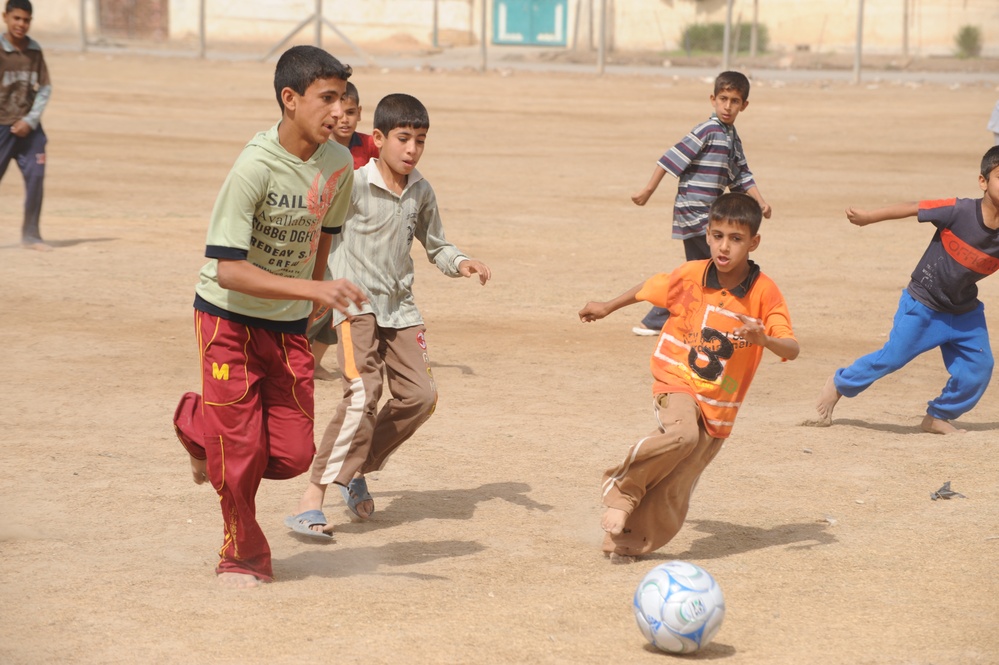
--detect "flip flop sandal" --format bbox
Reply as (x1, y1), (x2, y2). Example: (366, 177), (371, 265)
(339, 477), (374, 519)
(284, 510), (334, 539)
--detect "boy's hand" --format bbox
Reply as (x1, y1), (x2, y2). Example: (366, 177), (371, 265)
(631, 189), (653, 206)
(459, 259), (491, 285)
(10, 120), (30, 138)
(314, 278), (367, 315)
(579, 302), (612, 322)
(846, 207), (877, 226)
(759, 201), (772, 219)
(732, 314), (767, 346)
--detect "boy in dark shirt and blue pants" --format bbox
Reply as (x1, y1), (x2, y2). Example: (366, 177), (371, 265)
(815, 146), (999, 435)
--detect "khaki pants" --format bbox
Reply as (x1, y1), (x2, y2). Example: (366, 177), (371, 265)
(601, 392), (724, 556)
(310, 314), (437, 488)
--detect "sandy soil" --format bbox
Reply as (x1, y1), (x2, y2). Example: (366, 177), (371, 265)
(1, 51), (998, 664)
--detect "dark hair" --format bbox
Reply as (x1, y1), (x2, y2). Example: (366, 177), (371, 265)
(273, 46), (352, 111)
(981, 146), (999, 180)
(373, 93), (429, 136)
(342, 81), (360, 105)
(714, 71), (750, 100)
(708, 192), (763, 236)
(5, 0), (32, 14)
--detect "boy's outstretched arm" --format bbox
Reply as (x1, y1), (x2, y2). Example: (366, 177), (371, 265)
(733, 314), (800, 360)
(845, 202), (918, 227)
(744, 185), (772, 219)
(458, 258), (491, 285)
(579, 283), (644, 322)
(631, 167), (666, 206)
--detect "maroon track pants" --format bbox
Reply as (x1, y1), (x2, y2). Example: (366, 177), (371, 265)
(173, 311), (316, 581)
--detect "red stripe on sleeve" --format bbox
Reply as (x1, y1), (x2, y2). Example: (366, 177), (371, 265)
(919, 198), (957, 210)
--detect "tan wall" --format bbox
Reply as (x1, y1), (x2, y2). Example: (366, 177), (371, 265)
(26, 0), (999, 57)
(612, 0), (999, 56)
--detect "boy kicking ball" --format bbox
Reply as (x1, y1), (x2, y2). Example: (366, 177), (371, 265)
(579, 193), (798, 562)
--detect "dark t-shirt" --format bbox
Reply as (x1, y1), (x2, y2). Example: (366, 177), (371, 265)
(907, 197), (999, 314)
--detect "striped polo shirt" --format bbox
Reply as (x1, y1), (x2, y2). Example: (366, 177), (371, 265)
(657, 115), (757, 240)
(328, 159), (469, 329)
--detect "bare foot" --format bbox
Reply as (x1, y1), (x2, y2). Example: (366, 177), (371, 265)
(812, 375), (842, 426)
(600, 507), (629, 535)
(190, 455), (208, 485)
(314, 365), (338, 381)
(22, 241), (52, 252)
(920, 414), (967, 435)
(217, 572), (262, 589)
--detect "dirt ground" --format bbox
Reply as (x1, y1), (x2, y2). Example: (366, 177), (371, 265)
(2, 50), (998, 664)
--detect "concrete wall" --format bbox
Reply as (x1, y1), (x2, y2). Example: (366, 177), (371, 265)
(613, 0), (999, 57)
(27, 0), (999, 57)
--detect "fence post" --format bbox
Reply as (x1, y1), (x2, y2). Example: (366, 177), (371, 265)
(79, 0), (87, 52)
(480, 0), (487, 72)
(853, 0), (864, 84)
(596, 0), (605, 75)
(722, 0), (733, 70)
(315, 0), (322, 46)
(198, 0), (206, 58)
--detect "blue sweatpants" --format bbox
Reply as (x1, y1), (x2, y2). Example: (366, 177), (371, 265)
(0, 124), (47, 243)
(834, 290), (993, 421)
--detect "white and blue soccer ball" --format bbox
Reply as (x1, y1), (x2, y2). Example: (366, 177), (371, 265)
(632, 560), (725, 654)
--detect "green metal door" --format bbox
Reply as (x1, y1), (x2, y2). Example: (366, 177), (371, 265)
(493, 0), (568, 46)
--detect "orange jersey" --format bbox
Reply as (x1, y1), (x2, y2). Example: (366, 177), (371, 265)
(637, 259), (796, 438)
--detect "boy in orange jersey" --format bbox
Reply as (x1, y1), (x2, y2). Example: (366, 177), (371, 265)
(579, 192), (798, 562)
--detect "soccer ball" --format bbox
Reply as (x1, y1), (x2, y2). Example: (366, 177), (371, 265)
(632, 560), (725, 654)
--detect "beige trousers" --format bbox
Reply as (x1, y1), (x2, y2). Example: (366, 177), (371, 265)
(601, 392), (724, 556)
(310, 314), (437, 488)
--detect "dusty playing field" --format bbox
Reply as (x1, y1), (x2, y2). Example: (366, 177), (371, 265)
(2, 51), (998, 664)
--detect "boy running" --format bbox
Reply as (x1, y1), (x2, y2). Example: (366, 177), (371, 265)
(172, 46), (366, 588)
(580, 193), (798, 561)
(287, 93), (491, 537)
(814, 146), (999, 434)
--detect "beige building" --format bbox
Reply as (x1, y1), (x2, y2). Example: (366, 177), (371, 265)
(31, 0), (999, 57)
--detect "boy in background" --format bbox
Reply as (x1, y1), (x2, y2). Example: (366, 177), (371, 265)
(579, 193), (798, 562)
(310, 80), (380, 380)
(172, 46), (366, 587)
(1, 0), (51, 251)
(286, 93), (491, 537)
(335, 81), (379, 169)
(814, 146), (999, 434)
(631, 71), (770, 336)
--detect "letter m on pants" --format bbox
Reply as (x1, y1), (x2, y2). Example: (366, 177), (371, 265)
(212, 362), (230, 380)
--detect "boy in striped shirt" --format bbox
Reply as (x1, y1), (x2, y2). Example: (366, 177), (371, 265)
(288, 93), (491, 536)
(580, 193), (798, 561)
(631, 71), (771, 336)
